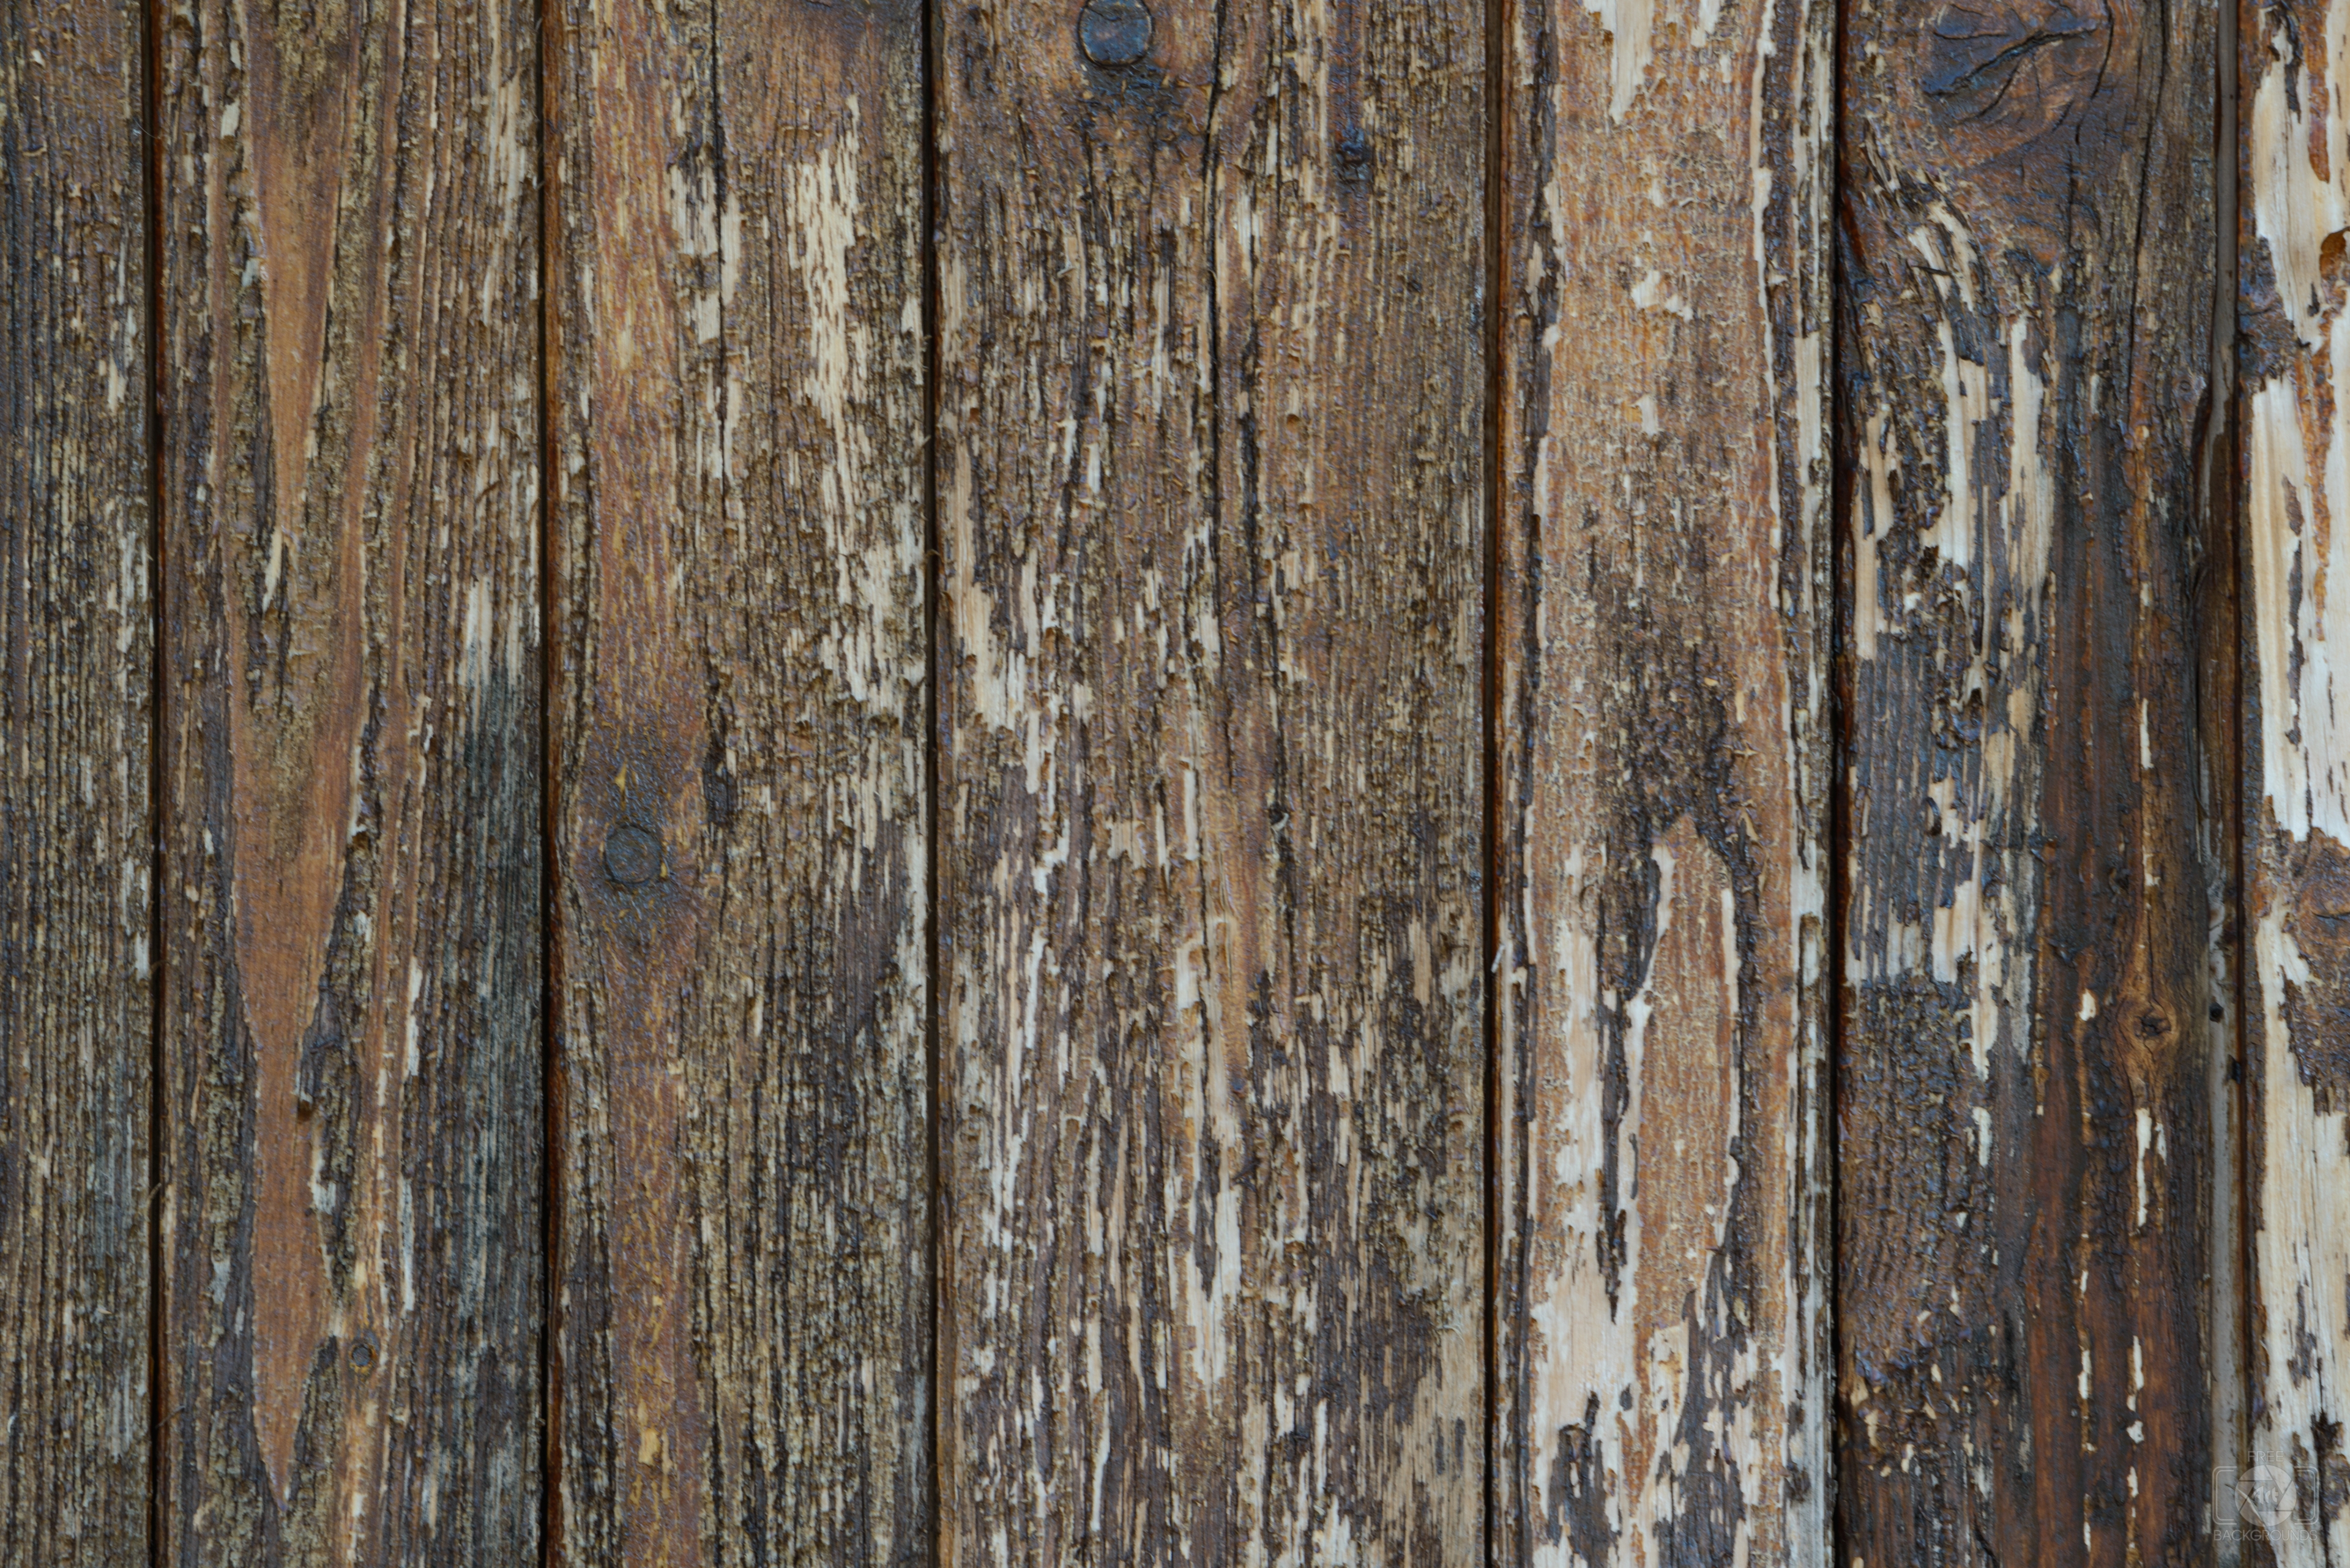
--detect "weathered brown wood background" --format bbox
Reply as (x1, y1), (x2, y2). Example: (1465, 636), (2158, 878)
(0, 0), (2316, 1562)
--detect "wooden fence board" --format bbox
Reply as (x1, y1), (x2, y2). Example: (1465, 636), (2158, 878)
(0, 4), (151, 1562)
(933, 0), (1488, 1559)
(157, 1), (543, 1558)
(1833, 0), (2218, 1561)
(2241, 0), (2350, 1553)
(545, 0), (930, 1560)
(1491, 0), (1837, 1554)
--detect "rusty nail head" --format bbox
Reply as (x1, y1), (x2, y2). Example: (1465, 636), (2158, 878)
(605, 824), (662, 886)
(1081, 0), (1152, 65)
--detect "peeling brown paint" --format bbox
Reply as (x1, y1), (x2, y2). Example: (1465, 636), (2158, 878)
(549, 0), (931, 1562)
(162, 0), (545, 1558)
(934, 0), (1486, 1556)
(2280, 837), (2350, 1102)
(1494, 0), (1836, 1547)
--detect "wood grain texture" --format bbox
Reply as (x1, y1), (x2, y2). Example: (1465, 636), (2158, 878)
(1835, 0), (2217, 1559)
(0, 4), (151, 1561)
(545, 0), (930, 1561)
(933, 0), (1486, 1560)
(1491, 0), (1836, 1552)
(2240, 0), (2350, 1552)
(2199, 20), (2239, 1551)
(157, 0), (543, 1558)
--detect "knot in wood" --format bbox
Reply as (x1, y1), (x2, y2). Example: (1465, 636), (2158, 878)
(1080, 0), (1152, 66)
(1914, 0), (2114, 192)
(1335, 128), (1372, 179)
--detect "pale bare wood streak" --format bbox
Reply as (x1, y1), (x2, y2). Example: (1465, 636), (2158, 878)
(2242, 0), (2350, 1555)
(1492, 0), (1835, 1556)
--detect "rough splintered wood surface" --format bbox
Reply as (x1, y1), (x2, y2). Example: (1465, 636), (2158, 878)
(933, 0), (1486, 1559)
(1491, 0), (1835, 1549)
(1835, 0), (2217, 1558)
(2241, 0), (2350, 1552)
(157, 0), (543, 1559)
(0, 3), (151, 1562)
(545, 0), (929, 1561)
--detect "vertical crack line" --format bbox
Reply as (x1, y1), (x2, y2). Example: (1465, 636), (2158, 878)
(921, 0), (943, 1555)
(1824, 0), (1851, 1554)
(536, 0), (561, 1561)
(1480, 0), (1507, 1553)
(142, 0), (167, 1557)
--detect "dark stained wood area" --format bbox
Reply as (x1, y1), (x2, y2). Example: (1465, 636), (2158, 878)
(0, 4), (151, 1562)
(1835, 0), (2219, 1562)
(1493, 0), (1836, 1554)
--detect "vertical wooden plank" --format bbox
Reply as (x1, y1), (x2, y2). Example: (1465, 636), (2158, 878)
(545, 0), (930, 1559)
(2201, 6), (2241, 1549)
(158, 0), (543, 1558)
(1491, 0), (1835, 1550)
(1834, 0), (2217, 1559)
(934, 0), (1485, 1558)
(0, 4), (151, 1561)
(2242, 0), (2350, 1550)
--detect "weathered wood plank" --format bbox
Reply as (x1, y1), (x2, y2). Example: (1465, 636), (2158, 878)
(934, 2), (1486, 1560)
(545, 0), (930, 1560)
(2200, 18), (2240, 1551)
(157, 0), (543, 1558)
(0, 4), (151, 1561)
(1835, 0), (2217, 1559)
(1491, 0), (1836, 1552)
(2240, 0), (2350, 1551)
